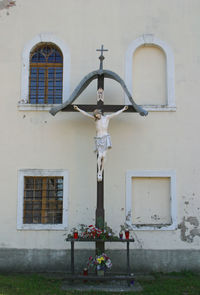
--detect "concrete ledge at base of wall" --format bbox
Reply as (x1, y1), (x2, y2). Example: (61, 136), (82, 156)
(0, 249), (200, 273)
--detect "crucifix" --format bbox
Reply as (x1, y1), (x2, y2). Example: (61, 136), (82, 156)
(50, 45), (148, 252)
(73, 46), (128, 182)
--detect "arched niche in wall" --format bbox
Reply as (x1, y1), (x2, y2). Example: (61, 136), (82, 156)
(125, 34), (176, 111)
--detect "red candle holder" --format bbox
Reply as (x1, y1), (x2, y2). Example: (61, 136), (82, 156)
(83, 268), (88, 275)
(83, 268), (88, 283)
(73, 230), (78, 239)
(125, 230), (129, 240)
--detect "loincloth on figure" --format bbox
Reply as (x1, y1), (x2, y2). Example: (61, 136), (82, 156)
(94, 134), (112, 154)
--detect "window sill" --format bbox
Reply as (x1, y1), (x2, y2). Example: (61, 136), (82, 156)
(17, 103), (60, 111)
(18, 104), (176, 112)
(128, 224), (177, 231)
(139, 104), (176, 112)
(17, 224), (67, 231)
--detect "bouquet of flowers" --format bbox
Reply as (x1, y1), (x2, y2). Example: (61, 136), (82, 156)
(66, 223), (118, 240)
(87, 253), (112, 271)
(80, 224), (116, 240)
(81, 225), (103, 239)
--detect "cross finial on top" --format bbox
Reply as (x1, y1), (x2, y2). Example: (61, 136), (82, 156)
(96, 45), (108, 70)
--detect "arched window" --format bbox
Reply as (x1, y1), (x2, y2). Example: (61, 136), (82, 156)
(29, 43), (63, 104)
(20, 33), (70, 110)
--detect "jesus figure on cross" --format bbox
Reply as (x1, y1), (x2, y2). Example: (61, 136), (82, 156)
(73, 105), (128, 181)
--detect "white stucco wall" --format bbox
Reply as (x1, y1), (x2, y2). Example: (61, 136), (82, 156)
(0, 0), (200, 253)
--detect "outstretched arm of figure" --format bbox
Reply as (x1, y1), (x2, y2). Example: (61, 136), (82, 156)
(107, 106), (128, 119)
(73, 105), (94, 119)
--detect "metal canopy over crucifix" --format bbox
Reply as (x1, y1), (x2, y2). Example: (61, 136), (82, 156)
(50, 45), (147, 252)
(50, 45), (147, 116)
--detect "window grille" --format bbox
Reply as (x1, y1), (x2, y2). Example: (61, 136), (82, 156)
(23, 176), (63, 224)
(29, 43), (63, 104)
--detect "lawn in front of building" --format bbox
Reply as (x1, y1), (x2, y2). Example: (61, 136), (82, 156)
(0, 272), (200, 295)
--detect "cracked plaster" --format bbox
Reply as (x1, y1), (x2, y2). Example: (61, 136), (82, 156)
(178, 216), (200, 243)
(0, 0), (15, 10)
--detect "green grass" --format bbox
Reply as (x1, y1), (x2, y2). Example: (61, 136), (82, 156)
(0, 272), (200, 295)
(140, 272), (200, 295)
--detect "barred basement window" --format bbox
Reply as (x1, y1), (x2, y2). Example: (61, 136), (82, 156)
(23, 176), (63, 224)
(29, 43), (63, 104)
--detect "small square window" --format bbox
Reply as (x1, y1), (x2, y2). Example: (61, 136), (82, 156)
(23, 176), (63, 225)
(17, 170), (68, 230)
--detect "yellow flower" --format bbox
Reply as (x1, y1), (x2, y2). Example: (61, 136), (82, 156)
(97, 257), (105, 263)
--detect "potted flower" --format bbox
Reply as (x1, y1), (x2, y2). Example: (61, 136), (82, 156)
(87, 253), (112, 276)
